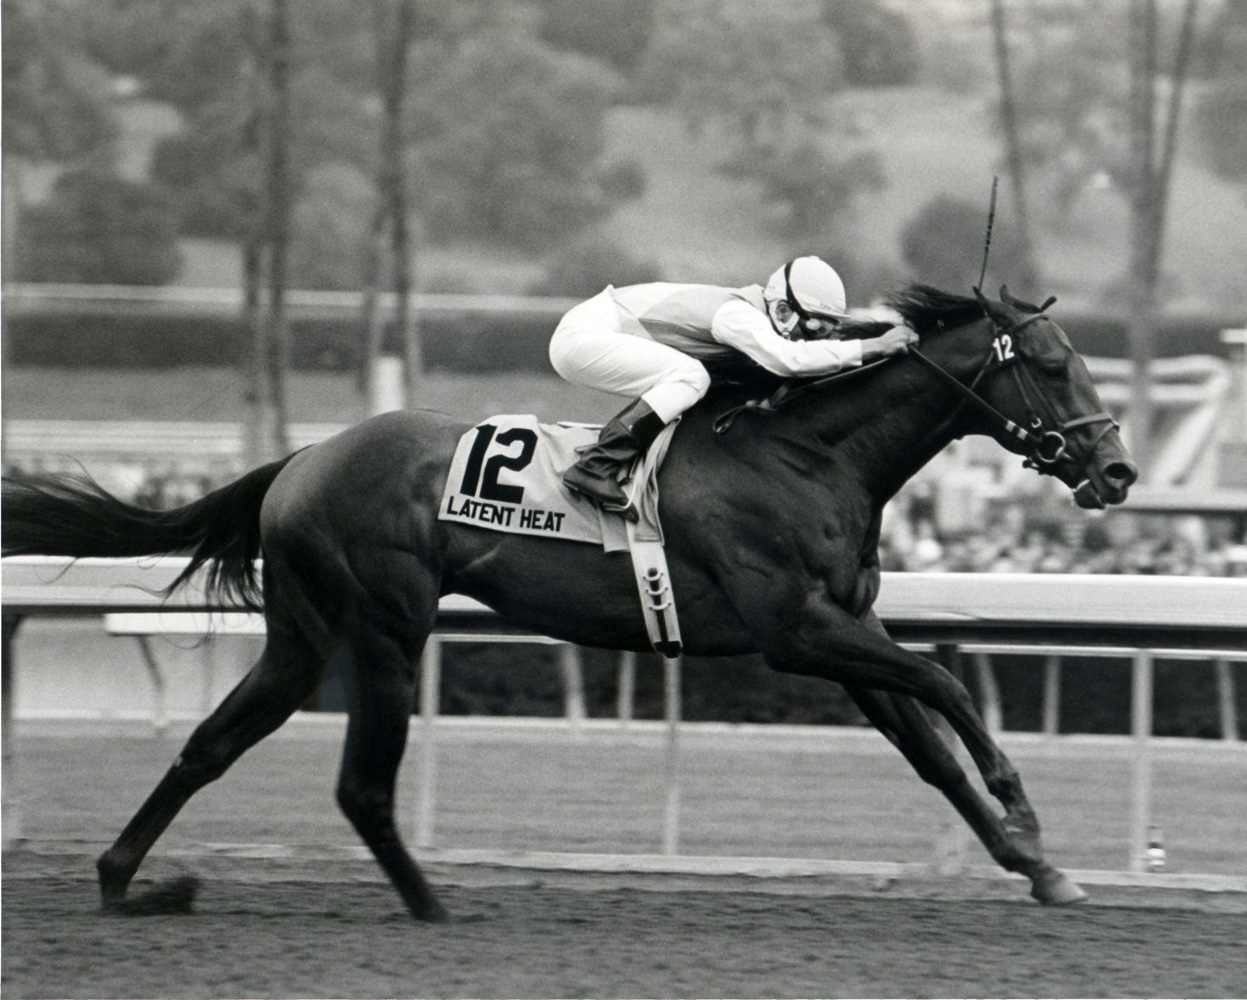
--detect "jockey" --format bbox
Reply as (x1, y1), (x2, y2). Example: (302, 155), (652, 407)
(549, 255), (920, 516)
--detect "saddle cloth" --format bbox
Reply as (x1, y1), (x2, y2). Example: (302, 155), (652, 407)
(438, 414), (676, 552)
(438, 414), (683, 656)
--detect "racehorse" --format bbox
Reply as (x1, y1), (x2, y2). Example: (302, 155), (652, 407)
(2, 284), (1137, 921)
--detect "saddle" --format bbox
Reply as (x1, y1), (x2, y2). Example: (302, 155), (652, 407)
(438, 415), (682, 656)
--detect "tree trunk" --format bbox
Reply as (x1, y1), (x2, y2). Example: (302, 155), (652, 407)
(361, 0), (414, 416)
(1127, 0), (1159, 478)
(361, 0), (420, 416)
(356, 199), (387, 402)
(989, 0), (1040, 292)
(358, 0), (388, 409)
(1124, 0), (1197, 481)
(263, 0), (292, 456)
(2, 156), (20, 456)
(242, 1), (276, 468)
(391, 0), (423, 404)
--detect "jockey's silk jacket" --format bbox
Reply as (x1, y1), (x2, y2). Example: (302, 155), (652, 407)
(608, 282), (863, 378)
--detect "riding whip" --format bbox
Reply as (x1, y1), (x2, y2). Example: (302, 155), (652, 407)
(976, 175), (999, 292)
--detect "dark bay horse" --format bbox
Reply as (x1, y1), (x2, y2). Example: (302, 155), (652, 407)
(2, 284), (1137, 920)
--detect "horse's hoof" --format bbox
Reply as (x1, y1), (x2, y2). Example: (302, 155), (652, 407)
(418, 905), (451, 923)
(1030, 869), (1088, 905)
(103, 875), (199, 916)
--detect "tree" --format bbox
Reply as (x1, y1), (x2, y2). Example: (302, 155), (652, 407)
(819, 0), (919, 88)
(638, 1), (842, 145)
(250, 0), (293, 461)
(1, 0), (117, 161)
(18, 169), (182, 285)
(149, 98), (259, 239)
(635, 0), (881, 238)
(1008, 1), (1201, 475)
(988, 0), (1039, 288)
(147, 4), (376, 242)
(114, 2), (254, 114)
(408, 6), (637, 250)
(1009, 10), (1132, 221)
(1123, 0), (1199, 478)
(528, 235), (663, 297)
(538, 0), (657, 71)
(359, 0), (419, 414)
(900, 195), (1031, 295)
(288, 163), (372, 291)
(1194, 1), (1247, 186)
(142, 2), (636, 261)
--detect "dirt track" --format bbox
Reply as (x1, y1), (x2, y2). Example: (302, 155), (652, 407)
(4, 850), (1246, 999)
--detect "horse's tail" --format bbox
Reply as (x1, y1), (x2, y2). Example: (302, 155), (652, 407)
(1, 455), (298, 611)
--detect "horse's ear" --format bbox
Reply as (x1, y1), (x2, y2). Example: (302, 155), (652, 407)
(999, 285), (1057, 314)
(999, 284), (1029, 310)
(972, 286), (992, 313)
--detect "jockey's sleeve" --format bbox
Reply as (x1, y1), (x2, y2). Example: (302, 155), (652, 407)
(711, 300), (863, 378)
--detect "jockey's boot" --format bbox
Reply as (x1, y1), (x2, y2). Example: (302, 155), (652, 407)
(563, 398), (666, 521)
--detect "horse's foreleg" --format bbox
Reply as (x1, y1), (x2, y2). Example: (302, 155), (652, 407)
(96, 631), (321, 911)
(844, 682), (1086, 904)
(335, 613), (447, 922)
(765, 602), (1081, 902)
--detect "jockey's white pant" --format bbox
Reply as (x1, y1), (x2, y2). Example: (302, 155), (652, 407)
(548, 289), (711, 424)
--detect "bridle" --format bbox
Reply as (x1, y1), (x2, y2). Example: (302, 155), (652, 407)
(910, 303), (1119, 477)
(715, 297), (1119, 482)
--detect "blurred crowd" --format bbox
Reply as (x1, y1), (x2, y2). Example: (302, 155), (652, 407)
(9, 458), (1247, 577)
(881, 490), (1247, 577)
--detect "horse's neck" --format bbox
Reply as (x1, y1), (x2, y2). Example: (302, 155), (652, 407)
(798, 361), (968, 503)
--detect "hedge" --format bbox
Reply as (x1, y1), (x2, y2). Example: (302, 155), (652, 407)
(7, 309), (1242, 373)
(7, 311), (559, 373)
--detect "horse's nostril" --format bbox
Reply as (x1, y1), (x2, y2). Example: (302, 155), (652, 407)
(1105, 460), (1138, 488)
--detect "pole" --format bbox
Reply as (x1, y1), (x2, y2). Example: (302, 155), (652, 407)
(414, 635), (441, 848)
(662, 655), (681, 855)
(970, 652), (1002, 734)
(2, 614), (23, 847)
(617, 651), (636, 724)
(1215, 658), (1239, 742)
(559, 644), (585, 736)
(1129, 650), (1155, 872)
(1042, 654), (1062, 736)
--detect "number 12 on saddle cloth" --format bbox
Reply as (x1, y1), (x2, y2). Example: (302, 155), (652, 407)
(438, 414), (683, 654)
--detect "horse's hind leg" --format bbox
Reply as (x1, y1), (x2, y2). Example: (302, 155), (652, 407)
(844, 682), (1086, 905)
(96, 629), (321, 912)
(333, 605), (447, 922)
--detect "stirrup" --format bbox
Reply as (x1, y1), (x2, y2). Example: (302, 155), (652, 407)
(563, 469), (626, 504)
(562, 471), (638, 522)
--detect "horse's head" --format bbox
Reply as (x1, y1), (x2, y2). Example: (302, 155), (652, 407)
(891, 284), (1138, 509)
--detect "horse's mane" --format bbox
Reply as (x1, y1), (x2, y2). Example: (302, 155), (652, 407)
(884, 284), (983, 335)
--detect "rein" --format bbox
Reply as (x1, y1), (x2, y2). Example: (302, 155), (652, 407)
(712, 304), (1118, 479)
(712, 359), (889, 433)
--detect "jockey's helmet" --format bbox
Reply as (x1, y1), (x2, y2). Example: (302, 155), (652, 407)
(763, 256), (847, 339)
